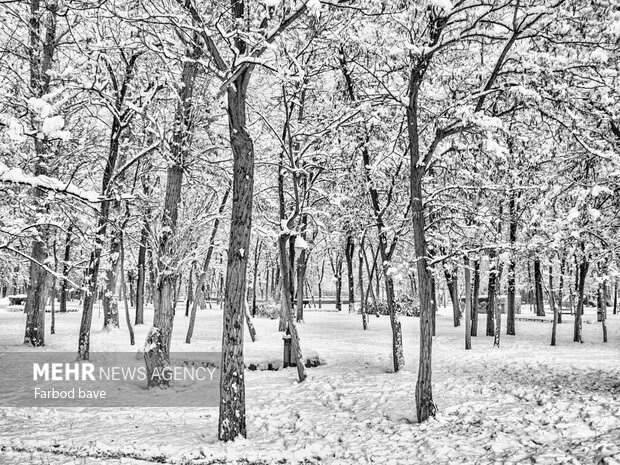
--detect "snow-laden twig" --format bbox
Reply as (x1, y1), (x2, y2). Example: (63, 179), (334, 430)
(0, 162), (100, 203)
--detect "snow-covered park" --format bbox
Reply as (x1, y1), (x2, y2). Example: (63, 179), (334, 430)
(1, 299), (619, 464)
(1, 0), (619, 464)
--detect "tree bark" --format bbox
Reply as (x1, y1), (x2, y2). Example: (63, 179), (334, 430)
(59, 226), (72, 313)
(574, 249), (588, 343)
(506, 190), (517, 336)
(102, 231), (121, 330)
(444, 264), (460, 327)
(463, 256), (472, 350)
(472, 259), (480, 337)
(359, 238), (367, 330)
(77, 51), (140, 360)
(534, 258), (545, 316)
(185, 264), (194, 317)
(253, 237), (262, 318)
(24, 0), (59, 347)
(144, 42), (200, 384)
(493, 263), (503, 348)
(345, 232), (355, 313)
(218, 58), (254, 440)
(120, 233), (135, 346)
(551, 264), (558, 346)
(558, 253), (566, 324)
(486, 251), (498, 336)
(599, 281), (608, 343)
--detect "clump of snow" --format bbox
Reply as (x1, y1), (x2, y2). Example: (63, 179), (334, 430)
(0, 162), (99, 202)
(294, 236), (309, 250)
(307, 0), (322, 16)
(41, 116), (71, 140)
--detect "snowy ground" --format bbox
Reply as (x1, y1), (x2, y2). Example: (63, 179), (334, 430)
(0, 299), (619, 464)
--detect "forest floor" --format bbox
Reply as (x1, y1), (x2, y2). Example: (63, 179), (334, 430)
(0, 299), (618, 464)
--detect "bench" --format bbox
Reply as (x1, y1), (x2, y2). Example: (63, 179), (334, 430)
(8, 294), (27, 306)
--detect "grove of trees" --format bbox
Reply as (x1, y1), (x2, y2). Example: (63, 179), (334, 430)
(0, 0), (618, 442)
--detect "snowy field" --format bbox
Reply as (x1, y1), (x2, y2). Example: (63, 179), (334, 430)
(0, 300), (619, 464)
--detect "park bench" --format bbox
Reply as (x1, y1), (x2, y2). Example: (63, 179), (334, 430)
(7, 294), (27, 306)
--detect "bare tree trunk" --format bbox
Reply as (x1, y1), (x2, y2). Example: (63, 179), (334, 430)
(185, 264), (194, 317)
(487, 251), (498, 336)
(218, 59), (255, 440)
(551, 264), (558, 346)
(278, 234), (306, 378)
(120, 234), (135, 346)
(24, 0), (59, 347)
(410, 115), (434, 421)
(253, 237), (262, 318)
(534, 258), (545, 316)
(472, 259), (480, 337)
(345, 232), (355, 313)
(613, 278), (617, 315)
(77, 52), (140, 360)
(50, 240), (58, 335)
(574, 248), (588, 343)
(295, 217), (307, 322)
(59, 225), (72, 313)
(444, 264), (460, 327)
(506, 190), (517, 336)
(103, 231), (121, 330)
(144, 42), (200, 384)
(558, 253), (566, 324)
(359, 238), (367, 330)
(599, 282), (608, 343)
(493, 263), (503, 348)
(135, 209), (150, 325)
(464, 256), (472, 350)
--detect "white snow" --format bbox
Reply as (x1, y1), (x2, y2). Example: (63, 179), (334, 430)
(0, 301), (618, 464)
(0, 162), (100, 203)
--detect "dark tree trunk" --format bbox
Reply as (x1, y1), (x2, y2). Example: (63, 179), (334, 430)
(218, 62), (255, 441)
(558, 253), (566, 324)
(444, 264), (460, 327)
(487, 252), (498, 336)
(493, 262), (503, 348)
(551, 264), (558, 346)
(120, 234), (135, 346)
(574, 250), (588, 343)
(103, 231), (121, 330)
(59, 225), (72, 313)
(534, 258), (545, 316)
(463, 256), (472, 350)
(295, 216), (307, 322)
(430, 273), (437, 337)
(278, 234), (306, 378)
(135, 224), (148, 325)
(506, 190), (517, 336)
(253, 237), (262, 318)
(50, 240), (58, 335)
(77, 51), (140, 360)
(145, 42), (200, 384)
(185, 264), (194, 317)
(613, 279), (617, 315)
(345, 232), (355, 313)
(334, 258), (343, 312)
(472, 259), (480, 336)
(599, 282), (608, 343)
(410, 112), (434, 421)
(359, 239), (367, 330)
(24, 0), (59, 347)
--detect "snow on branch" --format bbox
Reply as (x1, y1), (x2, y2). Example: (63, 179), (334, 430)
(0, 163), (100, 203)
